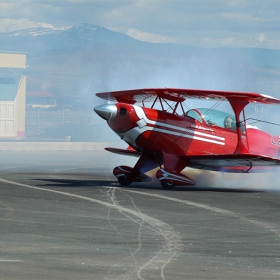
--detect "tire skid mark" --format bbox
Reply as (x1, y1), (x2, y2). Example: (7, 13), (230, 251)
(105, 187), (181, 280)
(118, 188), (145, 279)
(125, 189), (280, 237)
(0, 200), (17, 221)
(105, 188), (141, 279)
(0, 178), (182, 280)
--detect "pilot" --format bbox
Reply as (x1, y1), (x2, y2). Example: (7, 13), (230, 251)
(224, 116), (235, 129)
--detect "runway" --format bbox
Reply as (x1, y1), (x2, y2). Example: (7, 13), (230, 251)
(0, 151), (280, 280)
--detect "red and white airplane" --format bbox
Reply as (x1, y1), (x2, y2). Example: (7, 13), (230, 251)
(94, 88), (280, 189)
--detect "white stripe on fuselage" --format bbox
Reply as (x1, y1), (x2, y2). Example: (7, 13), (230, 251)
(118, 106), (226, 147)
(132, 106), (225, 141)
(120, 125), (225, 147)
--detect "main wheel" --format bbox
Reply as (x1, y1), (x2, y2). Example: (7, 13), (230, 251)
(118, 176), (132, 186)
(161, 181), (176, 189)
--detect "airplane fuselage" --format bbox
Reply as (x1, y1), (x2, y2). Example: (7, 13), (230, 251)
(94, 87), (280, 188)
(107, 103), (238, 157)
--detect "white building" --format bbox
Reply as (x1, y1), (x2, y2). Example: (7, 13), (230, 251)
(0, 51), (29, 138)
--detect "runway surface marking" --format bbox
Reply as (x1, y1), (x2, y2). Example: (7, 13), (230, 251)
(124, 189), (280, 237)
(51, 166), (98, 173)
(0, 177), (181, 280)
(0, 259), (23, 262)
(0, 166), (27, 171)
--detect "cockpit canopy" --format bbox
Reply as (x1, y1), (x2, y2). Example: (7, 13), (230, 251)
(186, 108), (236, 129)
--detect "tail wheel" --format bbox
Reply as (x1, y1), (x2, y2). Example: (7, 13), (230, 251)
(161, 181), (176, 189)
(118, 176), (132, 186)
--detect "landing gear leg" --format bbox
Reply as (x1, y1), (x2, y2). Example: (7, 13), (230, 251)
(113, 153), (159, 186)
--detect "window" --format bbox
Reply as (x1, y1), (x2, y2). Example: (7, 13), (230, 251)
(185, 109), (203, 123)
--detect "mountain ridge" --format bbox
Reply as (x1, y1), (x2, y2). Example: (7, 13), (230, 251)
(0, 23), (149, 54)
(0, 23), (279, 98)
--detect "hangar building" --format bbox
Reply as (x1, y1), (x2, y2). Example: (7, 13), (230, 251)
(0, 52), (28, 138)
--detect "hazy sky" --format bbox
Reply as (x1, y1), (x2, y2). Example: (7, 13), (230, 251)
(0, 0), (280, 49)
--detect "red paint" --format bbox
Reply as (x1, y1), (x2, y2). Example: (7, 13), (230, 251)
(95, 88), (280, 188)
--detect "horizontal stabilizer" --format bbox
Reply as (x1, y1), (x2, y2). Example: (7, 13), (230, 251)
(183, 153), (280, 173)
(105, 147), (140, 157)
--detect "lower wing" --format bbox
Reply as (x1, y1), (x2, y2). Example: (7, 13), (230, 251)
(182, 154), (280, 173)
(105, 147), (140, 157)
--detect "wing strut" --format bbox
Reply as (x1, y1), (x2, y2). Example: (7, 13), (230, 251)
(229, 99), (249, 154)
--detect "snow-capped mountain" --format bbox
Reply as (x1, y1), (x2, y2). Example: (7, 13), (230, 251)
(0, 23), (279, 98)
(0, 23), (140, 54)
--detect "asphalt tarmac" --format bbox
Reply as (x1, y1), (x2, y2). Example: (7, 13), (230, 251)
(0, 151), (280, 280)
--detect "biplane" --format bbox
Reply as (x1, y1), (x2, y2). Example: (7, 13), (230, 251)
(94, 88), (280, 189)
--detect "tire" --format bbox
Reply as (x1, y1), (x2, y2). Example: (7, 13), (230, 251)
(161, 181), (176, 189)
(118, 176), (132, 186)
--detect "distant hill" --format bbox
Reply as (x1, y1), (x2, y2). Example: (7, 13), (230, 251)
(1, 23), (280, 141)
(0, 23), (279, 101)
(0, 23), (141, 54)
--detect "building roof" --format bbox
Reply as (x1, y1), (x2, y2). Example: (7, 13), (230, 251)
(0, 51), (27, 54)
(0, 67), (30, 76)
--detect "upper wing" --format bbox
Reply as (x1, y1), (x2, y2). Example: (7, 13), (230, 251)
(96, 88), (280, 105)
(183, 153), (280, 173)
